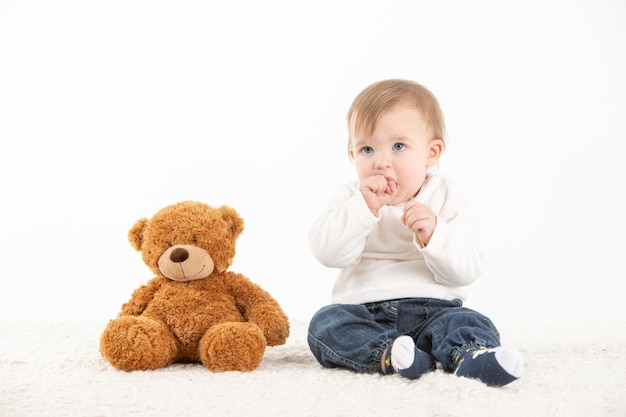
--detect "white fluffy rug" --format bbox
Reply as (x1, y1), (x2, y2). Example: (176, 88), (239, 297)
(1, 319), (625, 417)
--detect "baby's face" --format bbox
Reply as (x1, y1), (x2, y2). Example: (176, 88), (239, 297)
(349, 105), (442, 205)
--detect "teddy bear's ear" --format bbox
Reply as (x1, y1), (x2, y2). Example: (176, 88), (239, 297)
(128, 217), (149, 251)
(219, 205), (244, 238)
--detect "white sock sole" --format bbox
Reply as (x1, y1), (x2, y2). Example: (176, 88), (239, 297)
(391, 335), (417, 371)
(473, 346), (524, 378)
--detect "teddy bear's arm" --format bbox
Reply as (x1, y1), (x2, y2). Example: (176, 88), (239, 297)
(118, 277), (161, 316)
(227, 273), (290, 346)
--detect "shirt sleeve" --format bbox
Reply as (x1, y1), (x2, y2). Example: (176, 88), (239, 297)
(416, 177), (486, 287)
(308, 182), (379, 268)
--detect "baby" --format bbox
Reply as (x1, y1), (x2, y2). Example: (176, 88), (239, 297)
(307, 79), (523, 387)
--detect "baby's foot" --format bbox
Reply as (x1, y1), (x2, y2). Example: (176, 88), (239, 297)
(382, 335), (435, 379)
(454, 346), (524, 387)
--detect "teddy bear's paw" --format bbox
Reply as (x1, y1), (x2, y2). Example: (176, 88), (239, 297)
(262, 319), (291, 347)
(199, 322), (267, 371)
(99, 316), (178, 371)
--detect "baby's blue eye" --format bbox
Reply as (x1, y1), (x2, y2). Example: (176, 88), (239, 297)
(361, 146), (374, 154)
(393, 143), (406, 151)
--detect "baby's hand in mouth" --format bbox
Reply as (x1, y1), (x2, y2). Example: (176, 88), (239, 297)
(359, 175), (399, 214)
(385, 177), (397, 195)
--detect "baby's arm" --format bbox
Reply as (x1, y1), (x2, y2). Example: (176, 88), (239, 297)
(409, 175), (485, 286)
(309, 183), (378, 267)
(421, 219), (485, 287)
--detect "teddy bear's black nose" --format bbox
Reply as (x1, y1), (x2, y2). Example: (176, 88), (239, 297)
(170, 247), (189, 263)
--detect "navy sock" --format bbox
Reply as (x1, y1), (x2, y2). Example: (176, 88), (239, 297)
(454, 346), (524, 387)
(387, 336), (436, 380)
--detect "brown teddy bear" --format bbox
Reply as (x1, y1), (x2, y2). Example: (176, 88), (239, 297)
(99, 200), (290, 372)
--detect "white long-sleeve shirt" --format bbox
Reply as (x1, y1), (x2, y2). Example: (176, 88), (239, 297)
(309, 174), (485, 304)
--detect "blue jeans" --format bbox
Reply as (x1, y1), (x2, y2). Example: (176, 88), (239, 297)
(307, 298), (501, 374)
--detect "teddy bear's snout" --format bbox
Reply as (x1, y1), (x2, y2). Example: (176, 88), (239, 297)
(170, 247), (189, 263)
(158, 244), (215, 282)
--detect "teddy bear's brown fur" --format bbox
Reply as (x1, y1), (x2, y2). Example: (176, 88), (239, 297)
(99, 200), (290, 372)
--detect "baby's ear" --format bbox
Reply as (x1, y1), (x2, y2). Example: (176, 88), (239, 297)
(426, 138), (445, 167)
(128, 218), (149, 251)
(348, 144), (355, 161)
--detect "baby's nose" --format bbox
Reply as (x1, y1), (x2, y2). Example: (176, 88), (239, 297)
(374, 158), (391, 169)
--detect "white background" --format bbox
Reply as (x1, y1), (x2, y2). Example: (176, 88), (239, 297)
(1, 0), (624, 324)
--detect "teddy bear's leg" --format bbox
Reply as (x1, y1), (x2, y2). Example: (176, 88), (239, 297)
(199, 322), (267, 371)
(100, 315), (178, 371)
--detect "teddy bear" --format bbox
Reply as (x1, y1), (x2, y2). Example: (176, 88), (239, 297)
(99, 200), (290, 372)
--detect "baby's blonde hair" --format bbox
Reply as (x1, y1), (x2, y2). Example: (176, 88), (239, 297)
(346, 79), (446, 154)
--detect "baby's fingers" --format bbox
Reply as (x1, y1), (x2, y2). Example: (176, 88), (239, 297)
(385, 177), (397, 195)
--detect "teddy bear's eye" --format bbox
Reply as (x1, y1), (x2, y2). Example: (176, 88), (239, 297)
(192, 236), (198, 243)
